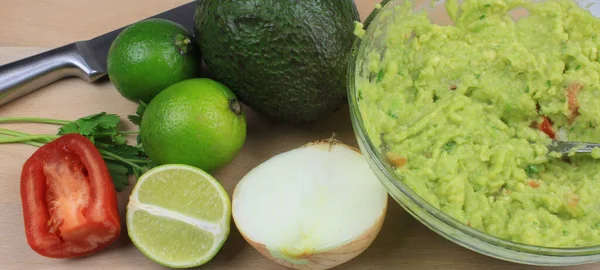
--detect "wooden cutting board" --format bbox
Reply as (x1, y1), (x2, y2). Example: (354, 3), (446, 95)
(0, 1), (598, 269)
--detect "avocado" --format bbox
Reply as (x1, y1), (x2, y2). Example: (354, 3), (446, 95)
(193, 0), (360, 123)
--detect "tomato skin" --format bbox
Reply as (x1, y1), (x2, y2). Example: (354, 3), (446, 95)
(539, 117), (556, 139)
(20, 133), (121, 258)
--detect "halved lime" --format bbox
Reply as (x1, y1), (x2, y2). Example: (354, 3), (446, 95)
(126, 164), (231, 268)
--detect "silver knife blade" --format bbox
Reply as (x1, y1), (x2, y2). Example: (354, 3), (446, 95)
(77, 1), (197, 76)
(0, 1), (197, 106)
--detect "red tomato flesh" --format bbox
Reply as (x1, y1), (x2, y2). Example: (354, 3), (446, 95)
(20, 134), (120, 258)
(44, 149), (91, 242)
(539, 117), (556, 139)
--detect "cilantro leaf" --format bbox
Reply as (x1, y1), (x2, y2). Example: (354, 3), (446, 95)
(443, 141), (457, 153)
(58, 112), (120, 138)
(386, 110), (398, 119)
(59, 121), (80, 135)
(1, 112), (148, 192)
(105, 161), (130, 191)
(128, 101), (147, 127)
(133, 164), (153, 179)
(95, 114), (120, 129)
(98, 143), (154, 184)
(102, 143), (147, 160)
(94, 126), (126, 145)
(56, 112), (150, 191)
(127, 115), (141, 126)
(376, 69), (385, 83)
(525, 164), (539, 177)
(112, 134), (127, 145)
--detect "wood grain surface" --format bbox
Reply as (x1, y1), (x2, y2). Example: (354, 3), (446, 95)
(0, 1), (598, 269)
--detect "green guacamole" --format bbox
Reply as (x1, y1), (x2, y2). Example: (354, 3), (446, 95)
(356, 0), (600, 247)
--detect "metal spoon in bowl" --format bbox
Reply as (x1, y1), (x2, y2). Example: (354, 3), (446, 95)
(547, 140), (600, 157)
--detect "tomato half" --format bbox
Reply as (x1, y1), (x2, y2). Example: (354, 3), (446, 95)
(20, 133), (121, 258)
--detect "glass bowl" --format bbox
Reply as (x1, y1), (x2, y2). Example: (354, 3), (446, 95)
(347, 0), (600, 266)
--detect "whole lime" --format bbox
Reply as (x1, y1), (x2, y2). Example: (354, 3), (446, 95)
(140, 78), (246, 172)
(107, 18), (198, 103)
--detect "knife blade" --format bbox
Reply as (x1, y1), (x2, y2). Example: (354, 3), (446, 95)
(0, 1), (197, 107)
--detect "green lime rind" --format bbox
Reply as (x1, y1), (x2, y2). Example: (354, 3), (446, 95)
(107, 18), (198, 103)
(139, 78), (247, 172)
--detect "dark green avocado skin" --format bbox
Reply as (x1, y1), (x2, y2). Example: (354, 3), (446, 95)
(193, 0), (360, 123)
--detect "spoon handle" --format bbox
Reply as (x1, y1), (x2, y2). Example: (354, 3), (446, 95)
(547, 141), (600, 156)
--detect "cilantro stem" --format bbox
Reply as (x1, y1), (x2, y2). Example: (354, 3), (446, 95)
(0, 128), (135, 141)
(98, 149), (142, 171)
(94, 131), (138, 137)
(0, 129), (49, 147)
(0, 135), (60, 143)
(0, 128), (146, 166)
(25, 141), (45, 147)
(99, 154), (149, 165)
(0, 113), (150, 192)
(0, 128), (55, 143)
(0, 135), (45, 147)
(94, 142), (150, 164)
(126, 158), (149, 164)
(0, 117), (70, 125)
(0, 128), (146, 171)
(0, 128), (28, 137)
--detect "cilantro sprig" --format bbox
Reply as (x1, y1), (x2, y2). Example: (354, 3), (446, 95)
(127, 101), (147, 145)
(0, 112), (152, 191)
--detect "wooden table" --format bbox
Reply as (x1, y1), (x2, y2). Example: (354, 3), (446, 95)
(0, 1), (597, 269)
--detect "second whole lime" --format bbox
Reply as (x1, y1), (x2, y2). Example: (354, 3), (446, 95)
(140, 78), (246, 172)
(107, 18), (198, 103)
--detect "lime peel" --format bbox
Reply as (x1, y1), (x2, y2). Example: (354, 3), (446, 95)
(139, 78), (246, 172)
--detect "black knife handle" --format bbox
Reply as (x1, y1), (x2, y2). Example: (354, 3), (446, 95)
(0, 43), (104, 107)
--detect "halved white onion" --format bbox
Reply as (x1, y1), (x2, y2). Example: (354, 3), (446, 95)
(232, 139), (388, 270)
